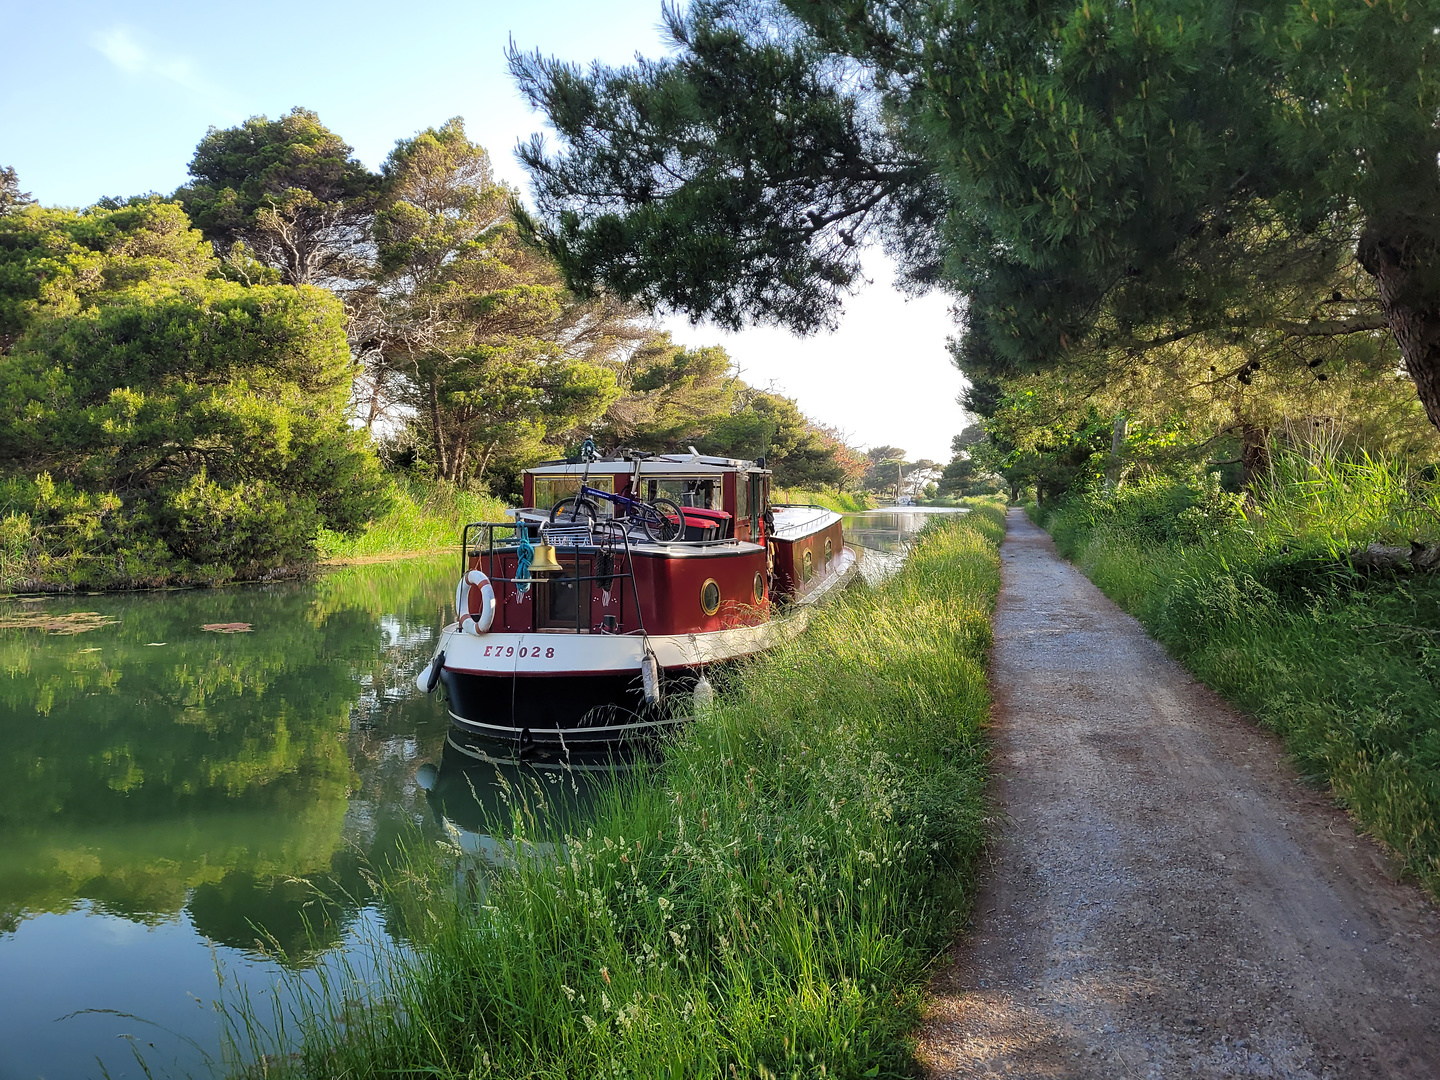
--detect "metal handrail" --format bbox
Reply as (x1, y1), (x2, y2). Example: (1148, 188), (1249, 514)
(769, 503), (843, 536)
(459, 520), (647, 636)
(510, 508), (751, 548)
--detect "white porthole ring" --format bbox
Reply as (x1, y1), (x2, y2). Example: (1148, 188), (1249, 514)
(456, 569), (496, 634)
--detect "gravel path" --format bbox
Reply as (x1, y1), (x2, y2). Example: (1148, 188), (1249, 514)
(917, 509), (1440, 1079)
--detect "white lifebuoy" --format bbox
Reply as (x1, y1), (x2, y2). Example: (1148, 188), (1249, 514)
(455, 569), (495, 634)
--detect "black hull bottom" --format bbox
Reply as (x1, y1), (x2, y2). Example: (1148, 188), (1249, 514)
(440, 667), (702, 745)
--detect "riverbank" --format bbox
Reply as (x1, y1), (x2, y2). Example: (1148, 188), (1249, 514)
(772, 486), (870, 513)
(317, 478), (509, 562)
(229, 502), (1005, 1078)
(1028, 461), (1440, 898)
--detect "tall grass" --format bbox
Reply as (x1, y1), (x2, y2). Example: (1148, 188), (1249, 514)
(773, 488), (871, 513)
(1038, 455), (1440, 896)
(317, 477), (510, 561)
(226, 503), (1005, 1078)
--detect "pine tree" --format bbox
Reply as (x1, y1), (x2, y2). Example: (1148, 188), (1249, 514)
(513, 0), (1440, 434)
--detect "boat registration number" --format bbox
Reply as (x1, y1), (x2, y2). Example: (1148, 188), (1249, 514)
(480, 644), (556, 660)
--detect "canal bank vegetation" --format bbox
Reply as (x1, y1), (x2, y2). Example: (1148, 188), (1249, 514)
(772, 487), (870, 513)
(316, 478), (508, 563)
(0, 129), (875, 590)
(1030, 453), (1440, 897)
(228, 507), (1004, 1078)
(494, 1), (1440, 909)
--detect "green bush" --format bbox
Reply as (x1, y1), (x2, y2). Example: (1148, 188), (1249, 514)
(315, 476), (511, 560)
(772, 487), (870, 513)
(0, 200), (389, 588)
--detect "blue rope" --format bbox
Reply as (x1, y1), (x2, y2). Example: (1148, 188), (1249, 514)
(515, 523), (534, 596)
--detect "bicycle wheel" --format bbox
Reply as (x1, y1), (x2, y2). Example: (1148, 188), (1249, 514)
(550, 497), (599, 526)
(641, 498), (684, 542)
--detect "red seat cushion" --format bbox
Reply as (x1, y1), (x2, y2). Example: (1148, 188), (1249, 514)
(681, 508), (732, 526)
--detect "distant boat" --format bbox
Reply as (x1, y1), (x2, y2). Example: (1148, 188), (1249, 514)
(416, 450), (856, 745)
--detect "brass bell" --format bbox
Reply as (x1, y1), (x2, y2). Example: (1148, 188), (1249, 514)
(528, 543), (564, 576)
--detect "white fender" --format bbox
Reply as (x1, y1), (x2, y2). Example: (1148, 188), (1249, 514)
(640, 652), (661, 704)
(456, 569), (496, 634)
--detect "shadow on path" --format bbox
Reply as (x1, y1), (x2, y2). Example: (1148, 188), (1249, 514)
(918, 509), (1440, 1079)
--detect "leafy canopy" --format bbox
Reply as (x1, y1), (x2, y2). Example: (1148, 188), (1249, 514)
(513, 0), (1440, 432)
(179, 107), (380, 286)
(0, 199), (387, 587)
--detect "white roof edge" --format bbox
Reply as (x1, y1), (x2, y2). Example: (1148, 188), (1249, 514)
(526, 458), (768, 476)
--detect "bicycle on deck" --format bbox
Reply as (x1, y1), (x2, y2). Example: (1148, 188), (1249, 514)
(549, 445), (684, 543)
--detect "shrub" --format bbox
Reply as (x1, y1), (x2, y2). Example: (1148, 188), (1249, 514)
(0, 201), (389, 588)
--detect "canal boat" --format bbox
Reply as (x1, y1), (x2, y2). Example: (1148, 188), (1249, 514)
(416, 449), (855, 745)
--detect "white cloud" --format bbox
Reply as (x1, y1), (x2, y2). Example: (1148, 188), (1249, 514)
(93, 27), (147, 73)
(90, 26), (219, 98)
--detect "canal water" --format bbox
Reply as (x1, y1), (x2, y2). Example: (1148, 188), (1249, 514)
(0, 510), (953, 1079)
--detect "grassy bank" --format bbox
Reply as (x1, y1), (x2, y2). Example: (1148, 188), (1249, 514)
(317, 478), (509, 562)
(230, 504), (1005, 1078)
(1032, 459), (1440, 896)
(773, 487), (871, 513)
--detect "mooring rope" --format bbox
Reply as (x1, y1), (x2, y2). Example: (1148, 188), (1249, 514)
(515, 522), (535, 596)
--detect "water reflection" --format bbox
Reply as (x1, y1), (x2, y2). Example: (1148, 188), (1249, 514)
(841, 506), (969, 554)
(842, 506), (967, 583)
(0, 510), (947, 1078)
(420, 735), (643, 866)
(0, 558), (457, 1079)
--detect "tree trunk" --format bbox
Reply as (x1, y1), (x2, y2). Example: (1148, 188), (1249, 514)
(427, 378), (448, 478)
(1241, 422), (1270, 488)
(1359, 230), (1440, 431)
(363, 368), (384, 431)
(1241, 425), (1269, 486)
(1105, 413), (1128, 490)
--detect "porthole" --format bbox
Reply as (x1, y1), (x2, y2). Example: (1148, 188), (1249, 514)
(700, 578), (722, 616)
(753, 571), (765, 604)
(802, 549), (814, 582)
(824, 537), (834, 567)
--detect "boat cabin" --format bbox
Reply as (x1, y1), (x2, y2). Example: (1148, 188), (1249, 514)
(520, 453), (770, 542)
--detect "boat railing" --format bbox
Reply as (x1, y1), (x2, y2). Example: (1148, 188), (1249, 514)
(770, 503), (842, 535)
(510, 507), (753, 548)
(461, 520), (648, 636)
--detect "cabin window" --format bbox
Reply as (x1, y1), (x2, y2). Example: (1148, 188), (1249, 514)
(736, 474), (749, 523)
(753, 572), (765, 604)
(646, 477), (720, 509)
(824, 537), (833, 567)
(700, 579), (721, 616)
(534, 475), (613, 514)
(748, 474), (763, 530)
(802, 549), (814, 582)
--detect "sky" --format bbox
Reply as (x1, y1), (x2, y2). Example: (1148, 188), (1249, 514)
(0, 0), (968, 461)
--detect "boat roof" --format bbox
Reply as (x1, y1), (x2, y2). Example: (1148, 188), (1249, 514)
(526, 454), (768, 477)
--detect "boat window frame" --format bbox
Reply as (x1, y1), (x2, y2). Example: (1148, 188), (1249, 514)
(534, 475), (613, 515)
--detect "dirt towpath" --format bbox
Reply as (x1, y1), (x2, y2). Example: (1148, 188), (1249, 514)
(918, 509), (1440, 1079)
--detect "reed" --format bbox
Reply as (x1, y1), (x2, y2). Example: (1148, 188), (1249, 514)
(773, 488), (871, 513)
(317, 478), (510, 561)
(225, 502), (1005, 1078)
(1038, 454), (1440, 897)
